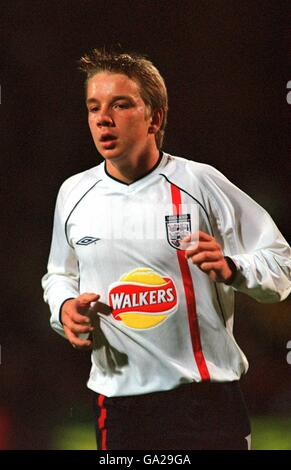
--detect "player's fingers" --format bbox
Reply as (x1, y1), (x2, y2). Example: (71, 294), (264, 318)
(62, 311), (93, 332)
(198, 260), (224, 272)
(196, 230), (214, 241)
(181, 233), (192, 243)
(190, 250), (223, 264)
(77, 295), (100, 316)
(181, 231), (200, 243)
(76, 293), (100, 309)
(185, 241), (220, 258)
(88, 300), (112, 317)
(62, 308), (91, 325)
(183, 230), (213, 242)
(64, 326), (92, 350)
(69, 322), (94, 335)
(70, 311), (93, 324)
(72, 340), (92, 350)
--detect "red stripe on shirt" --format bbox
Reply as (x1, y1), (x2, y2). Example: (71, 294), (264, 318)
(170, 183), (210, 381)
(97, 394), (107, 450)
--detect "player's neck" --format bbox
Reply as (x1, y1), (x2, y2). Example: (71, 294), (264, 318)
(105, 148), (161, 184)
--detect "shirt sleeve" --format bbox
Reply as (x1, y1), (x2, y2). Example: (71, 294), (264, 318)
(202, 166), (291, 303)
(41, 185), (80, 337)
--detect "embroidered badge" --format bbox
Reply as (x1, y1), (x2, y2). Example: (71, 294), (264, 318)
(165, 214), (191, 249)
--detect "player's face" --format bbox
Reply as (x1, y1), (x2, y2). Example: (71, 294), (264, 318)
(86, 72), (153, 163)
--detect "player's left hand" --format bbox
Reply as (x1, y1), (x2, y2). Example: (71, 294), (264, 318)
(183, 231), (235, 284)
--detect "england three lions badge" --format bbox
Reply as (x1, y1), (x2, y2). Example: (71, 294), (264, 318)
(165, 214), (192, 249)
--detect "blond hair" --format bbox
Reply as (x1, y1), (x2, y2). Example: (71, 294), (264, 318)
(79, 48), (168, 149)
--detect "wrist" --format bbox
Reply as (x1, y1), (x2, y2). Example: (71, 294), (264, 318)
(59, 297), (75, 324)
(224, 257), (238, 285)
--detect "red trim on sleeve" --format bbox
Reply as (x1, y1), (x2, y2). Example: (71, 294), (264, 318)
(170, 183), (210, 381)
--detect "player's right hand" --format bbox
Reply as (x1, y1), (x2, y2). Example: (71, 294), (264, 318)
(61, 293), (100, 350)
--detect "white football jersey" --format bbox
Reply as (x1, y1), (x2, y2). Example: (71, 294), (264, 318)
(42, 153), (291, 396)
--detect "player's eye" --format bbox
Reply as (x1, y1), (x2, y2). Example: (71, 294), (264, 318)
(89, 107), (99, 113)
(113, 102), (130, 109)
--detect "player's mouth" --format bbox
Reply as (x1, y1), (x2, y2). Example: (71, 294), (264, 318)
(99, 133), (118, 149)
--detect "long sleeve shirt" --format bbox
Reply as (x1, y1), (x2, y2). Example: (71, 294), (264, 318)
(42, 153), (291, 396)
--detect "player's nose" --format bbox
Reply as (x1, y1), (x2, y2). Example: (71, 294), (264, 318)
(97, 111), (114, 127)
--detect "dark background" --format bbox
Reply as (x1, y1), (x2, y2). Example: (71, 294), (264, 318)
(1, 0), (290, 449)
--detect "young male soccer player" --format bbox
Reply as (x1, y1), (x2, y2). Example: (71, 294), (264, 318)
(42, 49), (291, 450)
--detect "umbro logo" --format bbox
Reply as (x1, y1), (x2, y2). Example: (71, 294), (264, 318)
(76, 236), (100, 246)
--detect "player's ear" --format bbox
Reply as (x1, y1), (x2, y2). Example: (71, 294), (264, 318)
(148, 108), (163, 135)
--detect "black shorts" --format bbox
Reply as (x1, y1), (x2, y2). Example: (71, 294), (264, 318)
(93, 381), (251, 450)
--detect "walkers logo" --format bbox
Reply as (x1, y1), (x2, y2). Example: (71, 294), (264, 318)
(108, 268), (178, 329)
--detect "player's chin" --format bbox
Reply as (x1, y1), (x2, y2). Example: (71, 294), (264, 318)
(99, 148), (126, 162)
